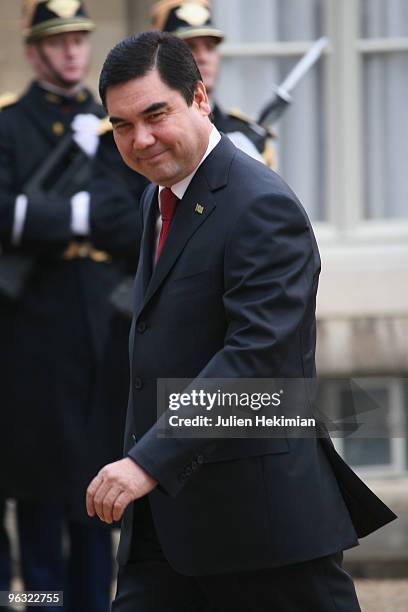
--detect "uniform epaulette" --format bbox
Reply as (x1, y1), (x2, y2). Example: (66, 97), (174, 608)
(260, 123), (276, 139)
(97, 117), (113, 136)
(0, 92), (18, 110)
(226, 108), (276, 139)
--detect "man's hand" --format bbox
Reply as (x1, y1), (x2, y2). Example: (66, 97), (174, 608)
(86, 458), (157, 524)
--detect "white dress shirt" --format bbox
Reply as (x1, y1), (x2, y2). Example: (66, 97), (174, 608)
(154, 125), (221, 256)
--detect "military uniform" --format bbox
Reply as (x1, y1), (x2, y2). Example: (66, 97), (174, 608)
(0, 83), (145, 612)
(212, 104), (276, 167)
(0, 81), (145, 508)
(0, 2), (147, 610)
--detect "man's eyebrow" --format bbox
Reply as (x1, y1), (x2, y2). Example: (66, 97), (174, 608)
(109, 116), (126, 125)
(142, 102), (168, 114)
(109, 102), (168, 125)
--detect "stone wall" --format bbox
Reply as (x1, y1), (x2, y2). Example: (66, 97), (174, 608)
(316, 317), (408, 375)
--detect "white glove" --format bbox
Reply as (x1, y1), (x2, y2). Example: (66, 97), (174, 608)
(71, 114), (101, 157)
(71, 191), (90, 235)
(11, 194), (28, 245)
(227, 131), (265, 164)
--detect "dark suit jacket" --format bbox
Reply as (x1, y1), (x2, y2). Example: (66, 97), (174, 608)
(118, 135), (396, 575)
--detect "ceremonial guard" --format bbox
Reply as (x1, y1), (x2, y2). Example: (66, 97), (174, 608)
(151, 0), (276, 167)
(0, 2), (146, 611)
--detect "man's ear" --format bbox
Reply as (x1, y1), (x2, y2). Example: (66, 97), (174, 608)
(193, 81), (211, 117)
(25, 43), (39, 70)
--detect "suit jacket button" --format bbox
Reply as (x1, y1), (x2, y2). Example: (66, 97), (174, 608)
(134, 377), (143, 390)
(137, 321), (147, 333)
(131, 433), (137, 443)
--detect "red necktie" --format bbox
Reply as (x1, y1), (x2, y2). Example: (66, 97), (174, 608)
(156, 187), (178, 262)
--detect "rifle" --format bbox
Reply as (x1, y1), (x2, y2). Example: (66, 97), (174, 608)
(0, 134), (93, 302)
(24, 132), (92, 198)
(258, 37), (328, 126)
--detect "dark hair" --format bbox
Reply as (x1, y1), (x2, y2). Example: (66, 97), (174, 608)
(99, 31), (202, 108)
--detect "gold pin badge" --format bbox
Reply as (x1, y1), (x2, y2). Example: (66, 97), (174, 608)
(195, 204), (204, 215)
(76, 91), (87, 103)
(52, 121), (65, 135)
(46, 93), (60, 104)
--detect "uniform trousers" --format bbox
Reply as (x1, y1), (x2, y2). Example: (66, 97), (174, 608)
(113, 497), (361, 612)
(0, 498), (112, 612)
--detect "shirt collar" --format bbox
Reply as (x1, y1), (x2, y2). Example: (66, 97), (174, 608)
(38, 80), (84, 99)
(158, 125), (221, 202)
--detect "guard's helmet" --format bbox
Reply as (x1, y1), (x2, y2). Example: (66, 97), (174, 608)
(22, 0), (94, 43)
(151, 0), (224, 43)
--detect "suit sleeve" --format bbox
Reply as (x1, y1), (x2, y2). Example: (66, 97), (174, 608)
(129, 189), (321, 496)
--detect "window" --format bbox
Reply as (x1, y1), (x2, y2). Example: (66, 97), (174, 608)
(213, 0), (408, 231)
(319, 378), (407, 477)
(213, 0), (326, 221)
(360, 0), (408, 219)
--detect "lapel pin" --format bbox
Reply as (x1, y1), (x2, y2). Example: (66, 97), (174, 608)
(195, 203), (204, 215)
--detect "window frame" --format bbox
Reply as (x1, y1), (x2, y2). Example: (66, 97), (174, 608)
(329, 377), (407, 478)
(216, 0), (408, 319)
(217, 0), (408, 239)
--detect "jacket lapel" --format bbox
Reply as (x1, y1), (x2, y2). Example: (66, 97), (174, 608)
(143, 173), (216, 308)
(136, 135), (236, 315)
(133, 185), (158, 315)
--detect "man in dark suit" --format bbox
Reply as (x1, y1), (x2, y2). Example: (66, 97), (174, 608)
(87, 31), (396, 611)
